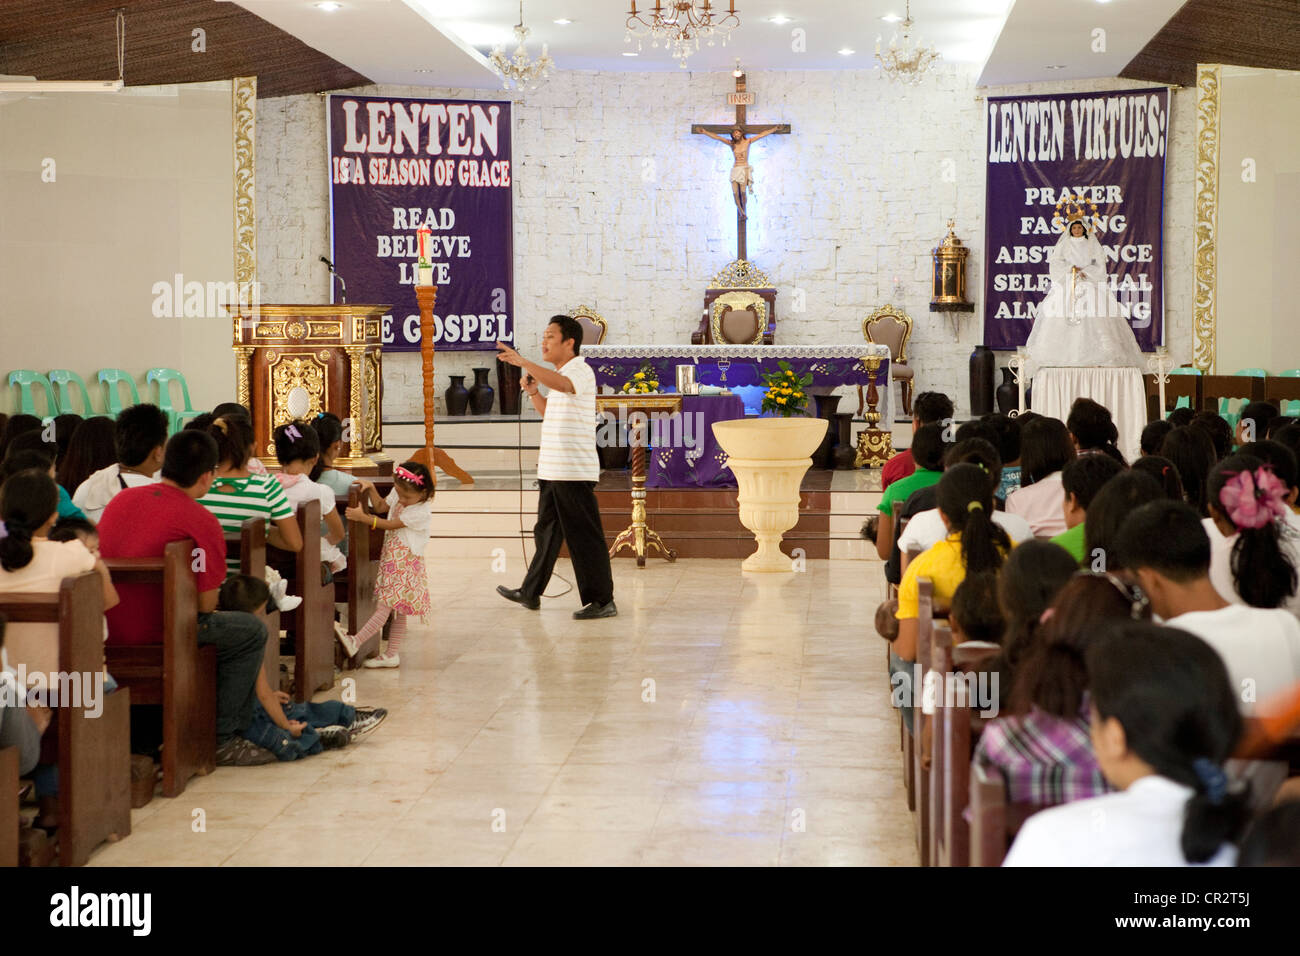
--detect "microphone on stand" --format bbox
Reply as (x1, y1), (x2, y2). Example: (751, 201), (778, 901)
(320, 255), (347, 303)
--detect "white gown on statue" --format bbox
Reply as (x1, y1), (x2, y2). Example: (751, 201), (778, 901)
(1023, 230), (1144, 381)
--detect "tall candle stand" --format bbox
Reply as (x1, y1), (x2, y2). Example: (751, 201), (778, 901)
(1008, 347), (1028, 416)
(409, 284), (474, 485)
(853, 355), (893, 467)
(1147, 345), (1173, 419)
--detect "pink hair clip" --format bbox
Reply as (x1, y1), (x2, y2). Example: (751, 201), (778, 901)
(394, 465), (424, 487)
(1219, 466), (1288, 530)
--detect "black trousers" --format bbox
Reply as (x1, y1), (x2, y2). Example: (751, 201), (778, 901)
(521, 479), (614, 607)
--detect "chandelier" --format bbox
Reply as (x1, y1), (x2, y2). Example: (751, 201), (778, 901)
(489, 1), (555, 91)
(874, 0), (941, 85)
(625, 2), (741, 69)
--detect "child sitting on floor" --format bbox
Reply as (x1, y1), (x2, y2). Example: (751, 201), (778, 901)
(218, 574), (387, 758)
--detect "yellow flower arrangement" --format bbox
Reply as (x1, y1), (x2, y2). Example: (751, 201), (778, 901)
(760, 361), (812, 417)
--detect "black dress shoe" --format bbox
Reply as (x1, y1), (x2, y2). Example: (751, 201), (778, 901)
(497, 585), (540, 610)
(573, 600), (618, 620)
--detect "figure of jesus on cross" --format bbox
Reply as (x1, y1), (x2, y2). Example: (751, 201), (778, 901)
(691, 69), (790, 261)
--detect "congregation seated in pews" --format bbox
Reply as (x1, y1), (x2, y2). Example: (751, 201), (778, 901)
(0, 398), (397, 866)
(875, 389), (1300, 867)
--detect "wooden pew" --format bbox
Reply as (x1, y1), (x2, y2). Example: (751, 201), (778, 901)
(0, 573), (131, 867)
(104, 540), (215, 798)
(969, 762), (1049, 867)
(926, 621), (953, 867)
(226, 518), (281, 690)
(0, 746), (16, 867)
(913, 577), (934, 867)
(267, 500), (335, 701)
(333, 484), (380, 665)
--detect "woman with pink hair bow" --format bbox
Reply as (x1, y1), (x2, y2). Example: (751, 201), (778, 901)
(1204, 454), (1300, 616)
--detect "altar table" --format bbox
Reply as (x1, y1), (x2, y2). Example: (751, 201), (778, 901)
(584, 344), (894, 422)
(641, 394), (746, 488)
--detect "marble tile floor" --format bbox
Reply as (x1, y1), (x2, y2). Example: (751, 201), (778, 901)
(88, 554), (917, 867)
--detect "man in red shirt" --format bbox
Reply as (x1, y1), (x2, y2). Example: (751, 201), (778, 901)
(99, 430), (286, 766)
(881, 391), (955, 490)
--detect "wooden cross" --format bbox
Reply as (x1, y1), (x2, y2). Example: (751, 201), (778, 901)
(690, 70), (791, 262)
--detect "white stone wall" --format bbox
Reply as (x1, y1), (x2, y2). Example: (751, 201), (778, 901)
(255, 68), (1195, 421)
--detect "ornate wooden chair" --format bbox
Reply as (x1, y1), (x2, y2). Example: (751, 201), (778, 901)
(569, 304), (607, 347)
(708, 291), (767, 344)
(859, 304), (914, 417)
(693, 260), (776, 344)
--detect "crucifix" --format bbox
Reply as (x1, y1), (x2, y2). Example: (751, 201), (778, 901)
(690, 69), (791, 262)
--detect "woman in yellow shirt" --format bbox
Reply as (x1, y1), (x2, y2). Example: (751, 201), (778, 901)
(895, 462), (1012, 662)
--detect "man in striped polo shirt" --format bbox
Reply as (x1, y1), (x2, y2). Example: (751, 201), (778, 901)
(496, 316), (617, 619)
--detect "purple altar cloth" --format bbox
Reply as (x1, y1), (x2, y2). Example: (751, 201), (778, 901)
(643, 394), (746, 488)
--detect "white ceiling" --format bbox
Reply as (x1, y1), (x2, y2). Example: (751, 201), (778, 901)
(978, 0), (1186, 86)
(231, 0), (1188, 91)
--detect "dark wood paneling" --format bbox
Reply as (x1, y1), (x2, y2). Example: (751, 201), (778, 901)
(0, 1), (370, 98)
(1121, 0), (1300, 87)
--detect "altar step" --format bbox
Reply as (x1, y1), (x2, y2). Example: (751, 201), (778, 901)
(423, 470), (881, 561)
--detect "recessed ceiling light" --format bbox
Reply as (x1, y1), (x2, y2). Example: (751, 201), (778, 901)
(1095, 0), (1112, 4)
(622, 51), (638, 57)
(1045, 64), (1067, 70)
(315, 1), (342, 10)
(553, 18), (573, 25)
(880, 13), (903, 23)
(768, 15), (792, 25)
(838, 48), (855, 56)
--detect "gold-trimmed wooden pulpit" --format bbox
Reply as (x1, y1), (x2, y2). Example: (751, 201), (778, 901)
(229, 304), (391, 475)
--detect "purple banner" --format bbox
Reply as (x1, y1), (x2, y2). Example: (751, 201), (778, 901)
(982, 88), (1168, 351)
(327, 94), (513, 352)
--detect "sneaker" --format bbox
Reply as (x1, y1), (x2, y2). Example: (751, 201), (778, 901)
(573, 600), (618, 620)
(317, 725), (351, 749)
(363, 652), (400, 669)
(277, 593), (303, 612)
(348, 707), (389, 738)
(215, 737), (277, 766)
(333, 621), (359, 657)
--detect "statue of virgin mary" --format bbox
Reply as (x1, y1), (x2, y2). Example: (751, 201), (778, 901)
(1023, 216), (1144, 380)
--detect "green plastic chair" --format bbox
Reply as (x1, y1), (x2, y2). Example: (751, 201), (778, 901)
(47, 370), (96, 416)
(7, 370), (56, 416)
(146, 368), (201, 434)
(97, 369), (141, 417)
(1277, 370), (1300, 415)
(1163, 367), (1199, 418)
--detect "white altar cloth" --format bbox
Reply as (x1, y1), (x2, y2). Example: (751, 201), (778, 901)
(1030, 366), (1146, 462)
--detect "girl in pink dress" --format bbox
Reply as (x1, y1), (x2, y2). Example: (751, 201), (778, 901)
(334, 462), (434, 668)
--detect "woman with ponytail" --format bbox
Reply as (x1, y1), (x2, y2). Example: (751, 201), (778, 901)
(1005, 622), (1248, 866)
(192, 415), (303, 576)
(893, 463), (1012, 663)
(976, 573), (1151, 807)
(1205, 453), (1300, 615)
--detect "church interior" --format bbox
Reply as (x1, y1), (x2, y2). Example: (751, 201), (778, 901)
(2, 0), (1300, 875)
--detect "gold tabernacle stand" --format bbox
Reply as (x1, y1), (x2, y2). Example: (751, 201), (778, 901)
(854, 355), (893, 467)
(595, 394), (683, 567)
